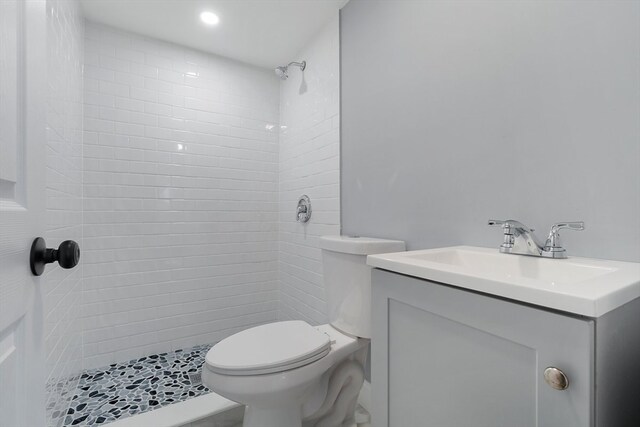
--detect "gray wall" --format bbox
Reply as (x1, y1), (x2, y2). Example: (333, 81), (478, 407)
(340, 0), (640, 262)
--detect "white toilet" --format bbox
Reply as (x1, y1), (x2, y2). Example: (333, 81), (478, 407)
(202, 235), (405, 427)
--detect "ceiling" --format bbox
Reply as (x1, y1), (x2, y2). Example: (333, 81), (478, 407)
(80, 0), (348, 69)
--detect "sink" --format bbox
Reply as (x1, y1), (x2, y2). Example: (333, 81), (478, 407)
(367, 246), (640, 317)
(406, 248), (614, 285)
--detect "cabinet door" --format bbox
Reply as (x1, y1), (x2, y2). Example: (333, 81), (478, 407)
(371, 270), (594, 427)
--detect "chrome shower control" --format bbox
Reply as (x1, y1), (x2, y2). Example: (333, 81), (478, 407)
(296, 195), (312, 223)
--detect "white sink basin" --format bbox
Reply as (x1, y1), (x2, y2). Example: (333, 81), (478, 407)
(406, 248), (614, 285)
(367, 246), (640, 317)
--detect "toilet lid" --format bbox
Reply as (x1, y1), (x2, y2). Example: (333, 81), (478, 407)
(205, 321), (332, 376)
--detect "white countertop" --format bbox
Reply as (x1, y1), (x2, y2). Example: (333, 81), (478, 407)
(367, 246), (640, 317)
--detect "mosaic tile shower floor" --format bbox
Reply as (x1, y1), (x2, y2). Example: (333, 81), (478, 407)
(62, 344), (213, 426)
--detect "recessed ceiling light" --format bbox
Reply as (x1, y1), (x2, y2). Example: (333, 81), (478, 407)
(200, 11), (219, 26)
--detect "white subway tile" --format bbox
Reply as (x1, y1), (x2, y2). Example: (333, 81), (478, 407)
(82, 22), (280, 369)
(278, 16), (340, 325)
(130, 86), (158, 102)
(45, 1), (84, 426)
(76, 15), (339, 379)
(114, 71), (145, 88)
(99, 55), (131, 73)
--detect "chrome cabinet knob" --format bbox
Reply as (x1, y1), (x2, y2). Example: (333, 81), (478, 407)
(544, 367), (569, 390)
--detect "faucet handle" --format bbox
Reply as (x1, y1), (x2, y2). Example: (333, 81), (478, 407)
(549, 221), (585, 233)
(546, 221), (584, 246)
(488, 220), (517, 251)
(543, 221), (585, 258)
(488, 219), (516, 232)
(488, 219), (534, 233)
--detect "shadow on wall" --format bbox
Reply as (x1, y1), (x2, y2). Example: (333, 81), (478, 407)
(299, 70), (308, 94)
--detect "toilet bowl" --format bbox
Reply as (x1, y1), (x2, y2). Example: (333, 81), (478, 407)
(202, 236), (405, 427)
(203, 323), (368, 427)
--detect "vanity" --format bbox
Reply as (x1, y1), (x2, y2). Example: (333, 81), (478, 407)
(367, 246), (640, 427)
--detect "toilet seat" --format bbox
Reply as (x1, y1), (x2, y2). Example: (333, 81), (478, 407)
(205, 321), (332, 376)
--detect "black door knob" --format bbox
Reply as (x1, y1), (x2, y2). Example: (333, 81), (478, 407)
(30, 237), (80, 276)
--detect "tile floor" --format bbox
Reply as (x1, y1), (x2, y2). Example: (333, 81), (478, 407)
(62, 344), (213, 426)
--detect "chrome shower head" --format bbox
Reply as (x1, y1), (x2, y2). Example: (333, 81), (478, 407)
(274, 60), (306, 80)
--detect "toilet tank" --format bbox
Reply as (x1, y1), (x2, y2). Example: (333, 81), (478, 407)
(320, 236), (405, 338)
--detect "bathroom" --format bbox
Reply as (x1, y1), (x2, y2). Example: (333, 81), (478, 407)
(0, 0), (638, 426)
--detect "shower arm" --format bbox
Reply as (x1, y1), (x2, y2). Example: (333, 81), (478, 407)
(287, 61), (306, 71)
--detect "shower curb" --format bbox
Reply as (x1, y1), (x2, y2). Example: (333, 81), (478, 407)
(104, 393), (241, 427)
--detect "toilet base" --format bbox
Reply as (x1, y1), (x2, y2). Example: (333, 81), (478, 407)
(242, 348), (367, 427)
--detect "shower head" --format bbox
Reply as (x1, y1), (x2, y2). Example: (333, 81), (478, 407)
(274, 60), (306, 80)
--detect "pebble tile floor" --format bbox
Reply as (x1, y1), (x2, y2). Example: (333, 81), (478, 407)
(62, 344), (213, 426)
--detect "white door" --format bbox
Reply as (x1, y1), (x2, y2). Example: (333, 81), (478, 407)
(0, 1), (47, 426)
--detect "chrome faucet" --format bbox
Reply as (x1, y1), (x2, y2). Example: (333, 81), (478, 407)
(488, 219), (584, 259)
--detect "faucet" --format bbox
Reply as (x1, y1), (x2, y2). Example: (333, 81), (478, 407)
(488, 219), (584, 259)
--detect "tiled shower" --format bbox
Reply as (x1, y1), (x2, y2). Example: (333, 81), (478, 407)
(81, 22), (280, 370)
(43, 0), (340, 425)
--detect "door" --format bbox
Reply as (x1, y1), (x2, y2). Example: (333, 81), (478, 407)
(0, 1), (47, 426)
(371, 269), (594, 427)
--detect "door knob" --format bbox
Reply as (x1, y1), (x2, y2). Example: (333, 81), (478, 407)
(30, 237), (80, 276)
(543, 367), (569, 390)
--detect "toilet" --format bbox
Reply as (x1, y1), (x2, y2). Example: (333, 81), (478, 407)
(202, 235), (405, 427)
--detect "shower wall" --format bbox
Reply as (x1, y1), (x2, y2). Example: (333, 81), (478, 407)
(44, 0), (84, 425)
(81, 22), (280, 369)
(278, 15), (340, 324)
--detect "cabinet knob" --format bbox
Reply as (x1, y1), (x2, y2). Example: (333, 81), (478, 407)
(544, 367), (569, 390)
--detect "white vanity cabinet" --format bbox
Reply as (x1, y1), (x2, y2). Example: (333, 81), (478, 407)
(371, 269), (640, 427)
